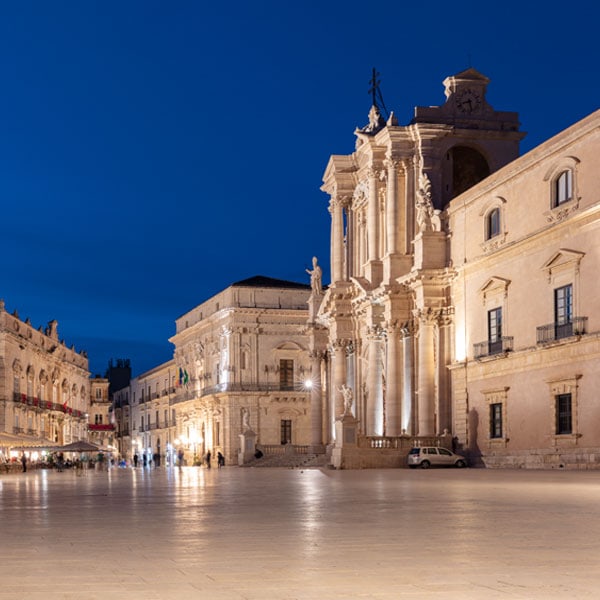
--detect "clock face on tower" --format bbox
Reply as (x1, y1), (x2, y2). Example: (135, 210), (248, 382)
(456, 88), (482, 114)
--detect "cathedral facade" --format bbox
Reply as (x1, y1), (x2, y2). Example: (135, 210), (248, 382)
(315, 68), (600, 468)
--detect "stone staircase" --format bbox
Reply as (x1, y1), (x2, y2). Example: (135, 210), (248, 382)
(242, 452), (330, 469)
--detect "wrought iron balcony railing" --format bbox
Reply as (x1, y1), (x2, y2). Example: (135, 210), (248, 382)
(536, 317), (587, 344)
(474, 336), (513, 359)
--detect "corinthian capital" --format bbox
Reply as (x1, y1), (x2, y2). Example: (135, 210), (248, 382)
(413, 307), (442, 326)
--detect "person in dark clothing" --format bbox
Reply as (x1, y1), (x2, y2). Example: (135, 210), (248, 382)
(21, 453), (27, 473)
(205, 450), (211, 468)
(217, 452), (225, 468)
(133, 453), (139, 467)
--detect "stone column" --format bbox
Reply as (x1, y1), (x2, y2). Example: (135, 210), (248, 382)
(416, 310), (438, 436)
(367, 168), (379, 262)
(401, 326), (414, 434)
(385, 158), (399, 256)
(330, 340), (348, 439)
(366, 328), (384, 435)
(330, 197), (345, 284)
(385, 323), (402, 436)
(309, 351), (324, 450)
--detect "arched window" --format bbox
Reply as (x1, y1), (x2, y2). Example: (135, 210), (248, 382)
(554, 170), (573, 207)
(486, 208), (501, 240)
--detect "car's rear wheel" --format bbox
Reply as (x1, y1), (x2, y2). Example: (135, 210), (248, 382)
(455, 459), (466, 468)
(420, 460), (430, 469)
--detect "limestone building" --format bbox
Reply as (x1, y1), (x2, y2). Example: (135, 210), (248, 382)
(169, 276), (312, 466)
(88, 377), (115, 450)
(112, 276), (314, 467)
(128, 360), (178, 466)
(315, 68), (600, 468)
(447, 106), (600, 468)
(0, 300), (90, 453)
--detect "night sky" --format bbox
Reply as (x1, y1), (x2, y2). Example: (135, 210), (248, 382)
(1, 2), (598, 377)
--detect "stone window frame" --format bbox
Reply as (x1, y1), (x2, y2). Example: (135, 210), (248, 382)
(476, 277), (511, 358)
(482, 387), (510, 448)
(480, 196), (507, 252)
(541, 249), (584, 332)
(543, 156), (580, 220)
(547, 375), (582, 446)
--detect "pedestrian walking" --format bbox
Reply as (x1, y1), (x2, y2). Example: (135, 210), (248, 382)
(133, 453), (139, 467)
(205, 450), (211, 469)
(217, 452), (225, 468)
(21, 453), (27, 473)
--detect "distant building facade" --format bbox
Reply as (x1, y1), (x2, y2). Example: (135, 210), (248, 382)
(0, 301), (90, 452)
(112, 277), (313, 466)
(88, 377), (114, 450)
(169, 276), (312, 466)
(314, 68), (600, 468)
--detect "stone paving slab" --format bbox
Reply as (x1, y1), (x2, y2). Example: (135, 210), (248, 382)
(1, 467), (600, 598)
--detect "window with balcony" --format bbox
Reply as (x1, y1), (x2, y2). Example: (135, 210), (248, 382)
(279, 359), (294, 390)
(488, 307), (502, 354)
(554, 284), (573, 338)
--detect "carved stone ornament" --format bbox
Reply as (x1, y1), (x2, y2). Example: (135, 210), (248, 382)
(416, 172), (441, 232)
(544, 199), (580, 224)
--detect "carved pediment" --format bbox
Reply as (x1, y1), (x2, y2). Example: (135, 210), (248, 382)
(479, 276), (511, 303)
(541, 249), (585, 280)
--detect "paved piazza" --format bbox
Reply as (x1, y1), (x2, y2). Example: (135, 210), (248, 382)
(1, 466), (600, 599)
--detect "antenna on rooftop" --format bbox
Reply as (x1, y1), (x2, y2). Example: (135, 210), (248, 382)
(368, 67), (389, 119)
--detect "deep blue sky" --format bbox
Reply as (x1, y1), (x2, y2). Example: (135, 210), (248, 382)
(1, 2), (598, 377)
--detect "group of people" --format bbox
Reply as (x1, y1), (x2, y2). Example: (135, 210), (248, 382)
(132, 450), (225, 468)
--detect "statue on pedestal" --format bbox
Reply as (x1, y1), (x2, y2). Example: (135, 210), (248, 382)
(306, 256), (323, 295)
(338, 384), (354, 416)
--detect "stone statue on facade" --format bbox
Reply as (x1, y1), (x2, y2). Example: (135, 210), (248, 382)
(306, 256), (323, 295)
(338, 384), (354, 416)
(242, 407), (251, 431)
(416, 172), (441, 232)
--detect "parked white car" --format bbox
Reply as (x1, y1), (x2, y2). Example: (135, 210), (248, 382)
(407, 446), (467, 469)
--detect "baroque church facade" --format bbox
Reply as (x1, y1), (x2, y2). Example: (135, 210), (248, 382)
(112, 68), (600, 470)
(313, 68), (600, 468)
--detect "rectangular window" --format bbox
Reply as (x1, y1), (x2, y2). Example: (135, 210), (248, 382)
(488, 307), (502, 354)
(280, 419), (292, 445)
(216, 422), (220, 446)
(487, 208), (500, 239)
(279, 359), (294, 390)
(490, 403), (503, 438)
(155, 410), (159, 428)
(556, 393), (572, 434)
(555, 171), (572, 206)
(554, 284), (573, 339)
(164, 409), (168, 426)
(95, 388), (102, 399)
